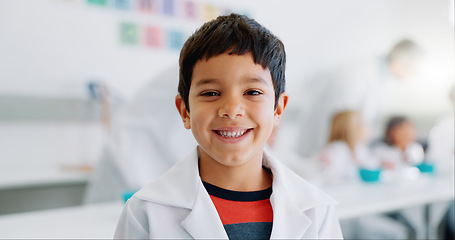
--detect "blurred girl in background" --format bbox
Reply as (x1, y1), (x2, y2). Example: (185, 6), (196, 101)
(317, 110), (379, 185)
(373, 116), (424, 175)
(317, 110), (409, 239)
(372, 115), (427, 238)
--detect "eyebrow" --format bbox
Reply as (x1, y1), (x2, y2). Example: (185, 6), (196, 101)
(195, 79), (217, 88)
(245, 77), (269, 86)
(194, 77), (269, 88)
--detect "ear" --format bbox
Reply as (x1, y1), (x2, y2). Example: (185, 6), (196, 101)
(274, 92), (289, 125)
(175, 94), (191, 129)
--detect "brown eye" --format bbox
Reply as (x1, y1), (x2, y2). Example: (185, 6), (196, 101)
(201, 91), (220, 96)
(245, 90), (262, 96)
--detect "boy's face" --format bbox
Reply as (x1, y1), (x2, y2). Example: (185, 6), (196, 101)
(176, 52), (287, 168)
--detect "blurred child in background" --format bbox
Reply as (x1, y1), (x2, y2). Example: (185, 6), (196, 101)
(317, 110), (409, 239)
(316, 110), (379, 185)
(372, 115), (427, 238)
(373, 116), (424, 174)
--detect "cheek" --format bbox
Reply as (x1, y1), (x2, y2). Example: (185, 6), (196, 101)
(189, 108), (211, 132)
(254, 106), (276, 133)
(390, 132), (400, 143)
(405, 131), (415, 143)
(189, 112), (202, 130)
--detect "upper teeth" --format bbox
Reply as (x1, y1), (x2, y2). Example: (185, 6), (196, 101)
(218, 129), (247, 138)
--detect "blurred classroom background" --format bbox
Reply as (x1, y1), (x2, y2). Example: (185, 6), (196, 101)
(0, 0), (453, 239)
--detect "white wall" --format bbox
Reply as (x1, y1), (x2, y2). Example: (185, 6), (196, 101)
(0, 0), (199, 99)
(252, 0), (453, 113)
(0, 0), (453, 166)
(1, 0), (453, 101)
(250, 0), (454, 141)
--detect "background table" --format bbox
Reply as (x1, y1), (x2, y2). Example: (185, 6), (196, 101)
(0, 165), (90, 215)
(0, 201), (122, 239)
(325, 173), (454, 220)
(0, 173), (453, 239)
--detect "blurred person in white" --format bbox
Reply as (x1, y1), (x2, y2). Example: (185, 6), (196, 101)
(372, 116), (424, 178)
(296, 39), (425, 158)
(314, 110), (409, 239)
(425, 82), (454, 239)
(83, 65), (197, 204)
(372, 115), (427, 239)
(426, 82), (455, 175)
(315, 110), (379, 186)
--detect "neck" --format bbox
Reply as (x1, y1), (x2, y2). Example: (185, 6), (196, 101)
(198, 147), (272, 191)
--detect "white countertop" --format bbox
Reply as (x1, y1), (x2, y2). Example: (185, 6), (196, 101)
(0, 173), (453, 239)
(0, 122), (104, 190)
(325, 173), (454, 220)
(0, 201), (123, 239)
(0, 165), (91, 190)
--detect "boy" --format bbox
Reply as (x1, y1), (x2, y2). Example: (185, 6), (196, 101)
(114, 13), (343, 239)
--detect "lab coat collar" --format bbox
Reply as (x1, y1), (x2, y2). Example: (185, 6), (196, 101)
(135, 147), (337, 239)
(180, 181), (229, 239)
(263, 150), (338, 238)
(134, 147), (228, 238)
(134, 147), (200, 209)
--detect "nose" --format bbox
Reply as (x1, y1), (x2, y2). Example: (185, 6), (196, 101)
(218, 96), (245, 119)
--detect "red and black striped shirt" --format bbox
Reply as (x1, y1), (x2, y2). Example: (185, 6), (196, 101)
(203, 181), (273, 240)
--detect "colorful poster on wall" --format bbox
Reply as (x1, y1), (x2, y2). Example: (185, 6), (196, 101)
(85, 0), (245, 51)
(162, 0), (175, 16)
(167, 30), (184, 50)
(114, 0), (131, 10)
(120, 22), (139, 45)
(87, 0), (107, 6)
(203, 4), (218, 21)
(144, 26), (163, 48)
(183, 0), (197, 20)
(138, 0), (156, 13)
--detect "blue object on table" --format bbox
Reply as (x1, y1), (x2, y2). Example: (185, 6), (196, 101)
(122, 190), (137, 203)
(416, 162), (435, 173)
(359, 168), (381, 182)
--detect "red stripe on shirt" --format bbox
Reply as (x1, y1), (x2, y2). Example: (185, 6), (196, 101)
(209, 195), (273, 225)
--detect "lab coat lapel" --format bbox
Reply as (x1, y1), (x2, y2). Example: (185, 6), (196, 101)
(136, 147), (228, 238)
(269, 176), (312, 239)
(263, 150), (329, 239)
(181, 175), (228, 239)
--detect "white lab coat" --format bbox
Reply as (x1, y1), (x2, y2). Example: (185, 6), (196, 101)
(425, 113), (454, 238)
(315, 141), (380, 186)
(372, 141), (427, 238)
(84, 65), (197, 203)
(372, 141), (424, 175)
(114, 147), (343, 239)
(313, 141), (409, 239)
(426, 113), (454, 175)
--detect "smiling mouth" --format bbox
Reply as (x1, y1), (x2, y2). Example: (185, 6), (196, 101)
(214, 129), (251, 138)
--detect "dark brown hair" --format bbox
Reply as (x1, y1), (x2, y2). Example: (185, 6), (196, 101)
(384, 116), (409, 145)
(178, 13), (286, 111)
